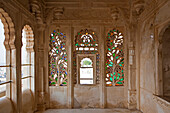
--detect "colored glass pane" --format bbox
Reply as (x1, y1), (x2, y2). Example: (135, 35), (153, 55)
(49, 30), (68, 86)
(106, 29), (124, 86)
(74, 29), (99, 84)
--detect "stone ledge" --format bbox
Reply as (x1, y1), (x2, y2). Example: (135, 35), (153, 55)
(153, 94), (170, 108)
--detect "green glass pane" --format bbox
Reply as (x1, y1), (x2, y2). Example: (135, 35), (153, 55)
(55, 78), (58, 81)
(113, 53), (115, 57)
(117, 76), (119, 80)
(117, 82), (123, 84)
(112, 47), (115, 49)
(108, 64), (113, 67)
(108, 33), (110, 36)
(114, 76), (116, 80)
(63, 82), (67, 84)
(105, 67), (107, 70)
(110, 62), (113, 65)
(119, 64), (122, 67)
(121, 70), (123, 73)
(118, 73), (120, 76)
(116, 56), (119, 59)
(120, 78), (124, 81)
(108, 48), (111, 51)
(51, 82), (56, 85)
(111, 74), (113, 77)
(113, 72), (116, 75)
(110, 77), (113, 81)
(121, 58), (124, 62)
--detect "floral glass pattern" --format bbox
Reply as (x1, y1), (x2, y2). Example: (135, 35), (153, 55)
(106, 29), (124, 86)
(49, 30), (67, 86)
(73, 29), (100, 84)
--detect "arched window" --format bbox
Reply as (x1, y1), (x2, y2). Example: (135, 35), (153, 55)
(160, 26), (170, 99)
(80, 58), (93, 84)
(106, 29), (124, 86)
(0, 19), (7, 95)
(49, 30), (67, 86)
(21, 25), (34, 90)
(0, 8), (14, 97)
(74, 29), (99, 84)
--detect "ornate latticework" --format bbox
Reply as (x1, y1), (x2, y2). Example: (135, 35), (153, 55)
(73, 29), (100, 84)
(106, 29), (124, 86)
(49, 30), (67, 86)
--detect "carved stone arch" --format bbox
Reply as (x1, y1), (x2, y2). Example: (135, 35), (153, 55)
(0, 8), (15, 50)
(156, 21), (170, 95)
(22, 25), (34, 52)
(158, 22), (170, 43)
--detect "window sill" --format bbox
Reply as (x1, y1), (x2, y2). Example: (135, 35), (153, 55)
(153, 94), (170, 108)
(74, 84), (99, 87)
(0, 91), (5, 98)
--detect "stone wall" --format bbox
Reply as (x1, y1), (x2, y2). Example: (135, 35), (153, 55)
(139, 1), (170, 113)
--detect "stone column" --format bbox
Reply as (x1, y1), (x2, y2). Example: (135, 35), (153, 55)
(128, 27), (137, 109)
(99, 26), (106, 108)
(37, 24), (46, 111)
(11, 28), (22, 113)
(67, 26), (74, 108)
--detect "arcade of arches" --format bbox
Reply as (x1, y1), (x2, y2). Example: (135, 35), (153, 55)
(0, 0), (170, 113)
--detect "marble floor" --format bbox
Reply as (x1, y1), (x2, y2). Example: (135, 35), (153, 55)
(36, 108), (142, 113)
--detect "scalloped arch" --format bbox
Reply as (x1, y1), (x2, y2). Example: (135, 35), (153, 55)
(0, 8), (15, 50)
(22, 25), (34, 52)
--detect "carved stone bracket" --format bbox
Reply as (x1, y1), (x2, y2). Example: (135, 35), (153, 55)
(133, 0), (145, 15)
(128, 89), (137, 109)
(110, 6), (119, 21)
(53, 7), (64, 20)
(30, 0), (43, 24)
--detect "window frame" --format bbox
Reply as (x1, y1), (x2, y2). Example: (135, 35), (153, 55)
(76, 54), (96, 85)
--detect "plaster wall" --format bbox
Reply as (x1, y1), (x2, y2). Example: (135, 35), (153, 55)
(49, 85), (126, 109)
(49, 87), (67, 108)
(139, 1), (170, 113)
(107, 87), (126, 108)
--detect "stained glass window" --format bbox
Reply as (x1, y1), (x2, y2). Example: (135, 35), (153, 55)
(73, 29), (100, 84)
(49, 30), (67, 86)
(106, 29), (124, 86)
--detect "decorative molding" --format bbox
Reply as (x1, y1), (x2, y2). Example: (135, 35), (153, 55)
(153, 95), (170, 108)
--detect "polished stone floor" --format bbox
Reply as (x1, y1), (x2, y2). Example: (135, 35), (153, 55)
(36, 108), (142, 113)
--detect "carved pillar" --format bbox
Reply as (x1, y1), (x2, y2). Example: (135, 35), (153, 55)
(37, 24), (46, 111)
(11, 29), (22, 113)
(128, 38), (137, 109)
(67, 26), (74, 108)
(99, 26), (106, 108)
